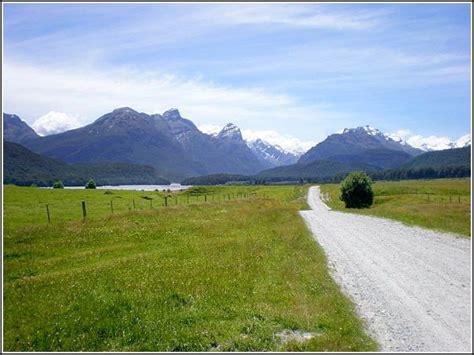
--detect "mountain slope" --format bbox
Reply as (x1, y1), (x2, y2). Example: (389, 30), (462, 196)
(258, 159), (380, 180)
(3, 113), (39, 144)
(299, 126), (422, 169)
(4, 141), (170, 186)
(401, 146), (471, 170)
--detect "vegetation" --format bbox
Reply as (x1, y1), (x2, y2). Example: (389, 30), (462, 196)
(339, 172), (374, 208)
(372, 165), (470, 180)
(52, 180), (64, 189)
(321, 179), (470, 237)
(85, 179), (97, 189)
(3, 141), (170, 186)
(3, 185), (376, 351)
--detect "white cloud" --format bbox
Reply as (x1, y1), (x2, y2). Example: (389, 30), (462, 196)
(389, 129), (471, 151)
(242, 129), (316, 155)
(32, 111), (82, 136)
(202, 4), (386, 31)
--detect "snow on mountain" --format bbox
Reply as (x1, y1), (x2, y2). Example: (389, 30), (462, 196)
(246, 138), (299, 167)
(216, 123), (243, 141)
(388, 130), (471, 151)
(456, 134), (471, 148)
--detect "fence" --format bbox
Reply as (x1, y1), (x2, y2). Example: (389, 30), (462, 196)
(36, 191), (271, 225)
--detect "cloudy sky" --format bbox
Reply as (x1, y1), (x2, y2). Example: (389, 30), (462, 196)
(3, 3), (471, 150)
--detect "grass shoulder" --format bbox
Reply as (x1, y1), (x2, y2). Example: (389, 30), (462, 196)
(320, 178), (471, 237)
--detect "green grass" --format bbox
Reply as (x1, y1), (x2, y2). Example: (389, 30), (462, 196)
(320, 179), (471, 237)
(2, 185), (303, 231)
(3, 184), (375, 351)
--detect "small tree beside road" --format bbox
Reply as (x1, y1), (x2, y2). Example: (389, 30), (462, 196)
(340, 171), (374, 208)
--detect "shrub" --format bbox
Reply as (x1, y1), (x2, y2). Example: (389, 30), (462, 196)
(52, 180), (64, 189)
(340, 171), (374, 208)
(85, 179), (96, 189)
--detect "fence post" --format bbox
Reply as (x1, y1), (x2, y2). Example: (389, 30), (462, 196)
(164, 196), (168, 207)
(110, 200), (114, 213)
(205, 194), (207, 202)
(46, 204), (51, 224)
(81, 201), (87, 220)
(133, 199), (136, 209)
(458, 195), (461, 203)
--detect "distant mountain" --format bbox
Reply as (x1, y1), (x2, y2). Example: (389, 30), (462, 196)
(247, 138), (299, 167)
(298, 125), (423, 169)
(4, 141), (170, 186)
(19, 108), (268, 181)
(401, 146), (471, 170)
(3, 113), (39, 144)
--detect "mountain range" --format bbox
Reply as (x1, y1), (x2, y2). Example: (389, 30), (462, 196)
(3, 109), (470, 185)
(4, 109), (283, 181)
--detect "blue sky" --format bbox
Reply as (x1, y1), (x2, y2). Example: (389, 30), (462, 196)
(3, 3), (471, 151)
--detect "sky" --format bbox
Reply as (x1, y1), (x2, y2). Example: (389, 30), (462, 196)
(2, 2), (472, 151)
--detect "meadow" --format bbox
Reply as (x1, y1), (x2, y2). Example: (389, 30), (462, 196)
(3, 184), (376, 351)
(320, 178), (471, 237)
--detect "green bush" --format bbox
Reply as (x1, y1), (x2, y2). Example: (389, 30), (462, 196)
(52, 180), (64, 189)
(340, 172), (373, 208)
(85, 179), (96, 189)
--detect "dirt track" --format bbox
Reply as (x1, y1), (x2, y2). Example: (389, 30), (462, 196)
(300, 186), (471, 352)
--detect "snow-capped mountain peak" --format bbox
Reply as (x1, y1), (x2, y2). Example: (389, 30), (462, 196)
(217, 123), (243, 140)
(246, 137), (300, 167)
(343, 125), (383, 137)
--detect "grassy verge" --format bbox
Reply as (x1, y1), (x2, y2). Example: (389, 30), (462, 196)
(320, 179), (471, 237)
(3, 185), (375, 351)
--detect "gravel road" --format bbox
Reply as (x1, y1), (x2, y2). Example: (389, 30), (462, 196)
(300, 186), (471, 352)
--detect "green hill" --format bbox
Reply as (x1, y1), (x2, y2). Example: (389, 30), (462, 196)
(401, 146), (470, 170)
(257, 159), (380, 181)
(4, 141), (170, 186)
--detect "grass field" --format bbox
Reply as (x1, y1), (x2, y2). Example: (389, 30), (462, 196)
(3, 185), (375, 351)
(320, 179), (471, 237)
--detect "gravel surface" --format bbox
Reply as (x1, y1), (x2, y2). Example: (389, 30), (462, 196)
(300, 186), (471, 352)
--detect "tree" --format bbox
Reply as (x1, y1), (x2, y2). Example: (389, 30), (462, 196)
(53, 180), (64, 189)
(85, 179), (97, 189)
(340, 171), (374, 208)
